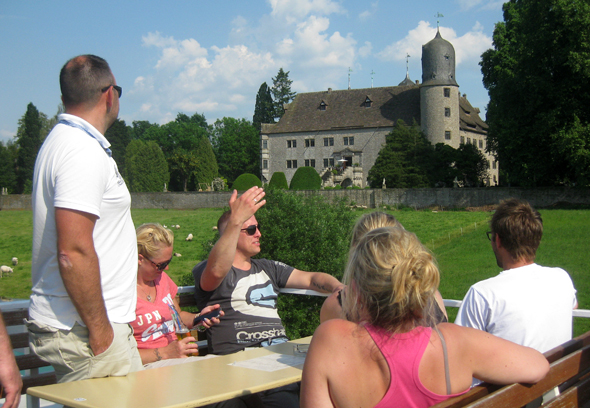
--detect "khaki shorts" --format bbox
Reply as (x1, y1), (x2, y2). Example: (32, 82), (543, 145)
(26, 319), (143, 383)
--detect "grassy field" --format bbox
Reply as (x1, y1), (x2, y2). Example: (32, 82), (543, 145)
(1, 206), (588, 335)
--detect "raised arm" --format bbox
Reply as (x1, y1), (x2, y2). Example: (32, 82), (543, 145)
(0, 313), (22, 408)
(285, 269), (343, 294)
(200, 187), (266, 292)
(55, 207), (113, 356)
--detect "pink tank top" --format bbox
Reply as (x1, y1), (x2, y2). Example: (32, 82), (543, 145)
(365, 325), (469, 408)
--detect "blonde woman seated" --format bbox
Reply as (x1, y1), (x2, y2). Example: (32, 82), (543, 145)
(301, 226), (549, 408)
(132, 223), (223, 365)
(320, 212), (447, 323)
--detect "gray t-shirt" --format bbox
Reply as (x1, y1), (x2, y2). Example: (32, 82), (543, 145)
(192, 258), (294, 355)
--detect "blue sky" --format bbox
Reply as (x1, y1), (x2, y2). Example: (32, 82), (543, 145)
(0, 0), (504, 143)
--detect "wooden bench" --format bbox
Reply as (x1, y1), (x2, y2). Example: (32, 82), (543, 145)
(2, 308), (56, 408)
(432, 329), (590, 408)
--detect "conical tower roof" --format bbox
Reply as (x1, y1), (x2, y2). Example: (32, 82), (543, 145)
(421, 30), (458, 86)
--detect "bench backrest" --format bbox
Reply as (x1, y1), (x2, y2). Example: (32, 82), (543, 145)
(1, 309), (56, 395)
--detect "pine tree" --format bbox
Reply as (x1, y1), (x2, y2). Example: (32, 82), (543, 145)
(16, 103), (43, 193)
(270, 68), (296, 120)
(253, 82), (275, 131)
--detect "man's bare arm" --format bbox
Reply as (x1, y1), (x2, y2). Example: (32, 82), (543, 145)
(0, 313), (22, 408)
(285, 269), (343, 294)
(55, 208), (113, 356)
(200, 187), (266, 292)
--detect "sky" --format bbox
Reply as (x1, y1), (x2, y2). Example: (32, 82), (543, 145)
(0, 0), (505, 144)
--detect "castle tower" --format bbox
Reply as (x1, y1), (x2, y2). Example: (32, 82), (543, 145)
(420, 30), (461, 148)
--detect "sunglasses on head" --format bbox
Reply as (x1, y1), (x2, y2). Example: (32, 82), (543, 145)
(101, 84), (123, 98)
(241, 224), (261, 236)
(144, 255), (172, 271)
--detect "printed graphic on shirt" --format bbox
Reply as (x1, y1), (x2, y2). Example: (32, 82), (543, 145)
(135, 293), (175, 342)
(231, 270), (280, 318)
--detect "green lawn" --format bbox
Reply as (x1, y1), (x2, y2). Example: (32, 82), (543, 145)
(1, 207), (588, 335)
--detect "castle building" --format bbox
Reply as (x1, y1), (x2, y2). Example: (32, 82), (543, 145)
(260, 31), (498, 188)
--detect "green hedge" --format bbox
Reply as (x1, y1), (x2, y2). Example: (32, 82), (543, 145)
(289, 166), (322, 190)
(232, 173), (262, 191)
(268, 172), (288, 190)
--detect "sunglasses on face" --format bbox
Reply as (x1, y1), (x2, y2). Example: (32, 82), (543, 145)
(241, 224), (261, 236)
(101, 84), (123, 98)
(144, 255), (172, 271)
(486, 231), (493, 241)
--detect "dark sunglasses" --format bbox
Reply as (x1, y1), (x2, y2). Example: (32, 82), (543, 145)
(486, 231), (493, 241)
(241, 224), (261, 236)
(101, 84), (123, 98)
(144, 255), (173, 271)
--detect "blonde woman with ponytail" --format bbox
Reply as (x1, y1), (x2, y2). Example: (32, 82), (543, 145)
(301, 226), (549, 408)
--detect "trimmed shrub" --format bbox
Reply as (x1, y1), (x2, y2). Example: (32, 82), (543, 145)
(232, 173), (262, 191)
(268, 172), (288, 190)
(289, 166), (322, 190)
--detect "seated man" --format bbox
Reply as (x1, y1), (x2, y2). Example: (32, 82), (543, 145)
(192, 186), (343, 355)
(455, 198), (577, 354)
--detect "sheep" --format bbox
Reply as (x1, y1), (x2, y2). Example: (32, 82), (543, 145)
(11, 257), (18, 266)
(175, 225), (181, 229)
(1, 265), (13, 277)
(174, 253), (182, 257)
(212, 226), (218, 231)
(185, 233), (193, 241)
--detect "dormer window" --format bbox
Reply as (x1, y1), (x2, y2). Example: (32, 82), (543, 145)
(319, 101), (327, 111)
(364, 97), (372, 108)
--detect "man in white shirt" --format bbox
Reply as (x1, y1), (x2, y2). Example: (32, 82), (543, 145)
(27, 55), (142, 382)
(455, 198), (577, 354)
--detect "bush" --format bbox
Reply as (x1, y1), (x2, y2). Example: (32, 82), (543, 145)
(232, 173), (262, 191)
(268, 172), (288, 190)
(255, 190), (356, 338)
(289, 166), (322, 190)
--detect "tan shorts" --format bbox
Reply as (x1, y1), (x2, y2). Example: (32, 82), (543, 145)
(26, 319), (143, 383)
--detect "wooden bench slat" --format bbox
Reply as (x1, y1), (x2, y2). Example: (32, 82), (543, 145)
(543, 374), (590, 408)
(21, 372), (57, 393)
(2, 309), (27, 326)
(15, 353), (51, 371)
(10, 332), (29, 349)
(466, 346), (590, 408)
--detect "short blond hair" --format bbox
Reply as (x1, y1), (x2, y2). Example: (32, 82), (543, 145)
(136, 223), (174, 258)
(342, 227), (440, 332)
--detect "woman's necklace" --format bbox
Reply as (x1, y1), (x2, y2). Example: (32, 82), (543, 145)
(137, 282), (155, 302)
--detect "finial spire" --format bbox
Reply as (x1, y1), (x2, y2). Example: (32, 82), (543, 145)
(436, 12), (444, 30)
(406, 54), (410, 76)
(348, 67), (353, 90)
(370, 70), (375, 88)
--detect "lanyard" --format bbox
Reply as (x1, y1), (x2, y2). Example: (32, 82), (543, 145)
(58, 119), (112, 157)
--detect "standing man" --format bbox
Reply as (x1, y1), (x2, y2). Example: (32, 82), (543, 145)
(27, 55), (142, 383)
(455, 198), (577, 353)
(0, 313), (22, 408)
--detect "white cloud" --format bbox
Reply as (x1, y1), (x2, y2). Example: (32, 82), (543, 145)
(359, 41), (373, 58)
(359, 2), (379, 22)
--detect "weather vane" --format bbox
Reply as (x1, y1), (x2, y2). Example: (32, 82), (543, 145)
(436, 12), (444, 30)
(406, 54), (410, 76)
(348, 67), (353, 90)
(370, 70), (375, 88)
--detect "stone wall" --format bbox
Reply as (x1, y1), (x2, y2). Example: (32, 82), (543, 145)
(2, 188), (589, 211)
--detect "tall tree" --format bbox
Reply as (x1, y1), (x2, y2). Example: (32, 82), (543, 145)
(15, 103), (43, 193)
(481, 0), (590, 186)
(0, 141), (17, 194)
(105, 118), (131, 177)
(271, 68), (296, 120)
(130, 120), (158, 140)
(175, 112), (209, 129)
(125, 140), (169, 192)
(368, 120), (431, 188)
(210, 117), (260, 184)
(253, 82), (275, 131)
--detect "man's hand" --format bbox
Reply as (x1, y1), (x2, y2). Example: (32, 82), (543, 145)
(228, 186), (266, 226)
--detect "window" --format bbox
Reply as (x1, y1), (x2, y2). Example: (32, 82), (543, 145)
(487, 160), (490, 169)
(287, 160), (291, 169)
(479, 139), (483, 148)
(286, 160), (298, 169)
(329, 158), (335, 167)
(460, 136), (465, 144)
(263, 160), (268, 169)
(311, 159), (315, 167)
(320, 101), (327, 111)
(493, 175), (497, 183)
(292, 160), (297, 168)
(262, 140), (268, 149)
(445, 131), (451, 140)
(324, 137), (334, 146)
(472, 139), (477, 146)
(445, 107), (450, 117)
(343, 136), (354, 146)
(305, 159), (316, 167)
(493, 161), (497, 170)
(444, 88), (450, 97)
(364, 97), (372, 108)
(324, 158), (329, 168)
(305, 139), (315, 148)
(287, 140), (297, 148)
(467, 137), (471, 144)
(305, 159), (309, 167)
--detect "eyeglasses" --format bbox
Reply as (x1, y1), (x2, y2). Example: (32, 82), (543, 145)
(241, 224), (261, 236)
(101, 84), (123, 98)
(486, 231), (493, 241)
(144, 255), (173, 271)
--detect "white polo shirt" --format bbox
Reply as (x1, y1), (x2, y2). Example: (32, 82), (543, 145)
(30, 114), (137, 330)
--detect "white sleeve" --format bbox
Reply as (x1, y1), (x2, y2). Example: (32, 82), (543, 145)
(454, 286), (488, 331)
